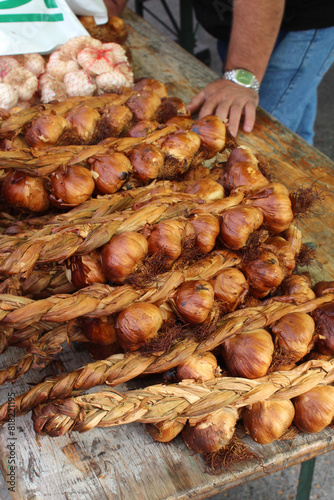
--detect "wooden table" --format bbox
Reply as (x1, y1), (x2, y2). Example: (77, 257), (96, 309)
(1, 8), (334, 500)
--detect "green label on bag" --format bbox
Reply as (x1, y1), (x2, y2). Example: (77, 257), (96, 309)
(44, 0), (58, 7)
(0, 0), (59, 12)
(0, 0), (32, 8)
(0, 13), (63, 21)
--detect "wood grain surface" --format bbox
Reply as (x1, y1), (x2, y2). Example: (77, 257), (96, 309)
(0, 8), (334, 500)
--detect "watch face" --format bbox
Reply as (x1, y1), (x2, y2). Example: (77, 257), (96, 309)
(236, 70), (254, 86)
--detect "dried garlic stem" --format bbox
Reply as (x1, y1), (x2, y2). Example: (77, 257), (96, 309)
(0, 294), (332, 425)
(32, 356), (334, 437)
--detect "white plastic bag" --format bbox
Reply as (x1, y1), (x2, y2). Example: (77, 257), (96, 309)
(0, 0), (90, 55)
(66, 0), (108, 25)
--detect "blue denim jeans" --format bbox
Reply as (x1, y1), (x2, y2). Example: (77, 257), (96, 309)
(217, 27), (334, 144)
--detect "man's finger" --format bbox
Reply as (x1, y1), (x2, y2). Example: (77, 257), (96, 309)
(198, 97), (221, 118)
(214, 100), (230, 123)
(187, 91), (206, 114)
(243, 101), (257, 133)
(227, 102), (244, 137)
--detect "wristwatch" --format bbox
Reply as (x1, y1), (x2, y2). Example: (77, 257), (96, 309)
(223, 69), (260, 93)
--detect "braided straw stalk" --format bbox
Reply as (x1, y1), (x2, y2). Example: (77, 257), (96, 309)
(0, 91), (135, 138)
(32, 357), (334, 437)
(0, 125), (178, 175)
(0, 294), (332, 425)
(0, 187), (244, 276)
(0, 325), (69, 385)
(0, 323), (86, 386)
(0, 250), (238, 331)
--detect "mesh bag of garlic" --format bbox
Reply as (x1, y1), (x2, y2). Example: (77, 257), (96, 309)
(0, 78), (333, 471)
(0, 18), (131, 111)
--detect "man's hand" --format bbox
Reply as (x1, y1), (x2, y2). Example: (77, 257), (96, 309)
(187, 79), (259, 137)
(103, 0), (128, 17)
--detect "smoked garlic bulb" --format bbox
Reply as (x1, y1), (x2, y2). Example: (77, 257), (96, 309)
(2, 171), (49, 212)
(242, 250), (285, 298)
(80, 315), (116, 345)
(313, 303), (334, 355)
(220, 205), (264, 250)
(146, 421), (185, 443)
(25, 114), (68, 147)
(190, 115), (226, 158)
(67, 252), (106, 289)
(247, 183), (294, 233)
(293, 386), (334, 433)
(189, 214), (220, 254)
(222, 329), (274, 378)
(90, 152), (132, 194)
(49, 164), (95, 207)
(115, 302), (163, 351)
(243, 400), (295, 444)
(176, 352), (220, 382)
(271, 312), (315, 361)
(209, 268), (249, 312)
(174, 280), (215, 325)
(182, 408), (238, 453)
(147, 219), (196, 268)
(100, 232), (148, 284)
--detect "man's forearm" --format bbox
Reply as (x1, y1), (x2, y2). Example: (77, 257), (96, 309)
(226, 0), (285, 82)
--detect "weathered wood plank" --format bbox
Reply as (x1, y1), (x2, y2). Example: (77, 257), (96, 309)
(1, 8), (334, 500)
(125, 8), (334, 280)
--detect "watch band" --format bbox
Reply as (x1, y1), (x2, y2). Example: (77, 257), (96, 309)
(223, 69), (260, 93)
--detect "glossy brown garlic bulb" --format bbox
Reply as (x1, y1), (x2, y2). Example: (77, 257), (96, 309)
(242, 249), (285, 298)
(67, 252), (107, 289)
(271, 312), (315, 362)
(190, 115), (226, 158)
(247, 183), (294, 233)
(226, 145), (259, 167)
(281, 274), (315, 303)
(133, 78), (168, 98)
(174, 280), (215, 325)
(157, 130), (201, 165)
(115, 302), (163, 351)
(223, 161), (269, 193)
(313, 302), (334, 355)
(100, 232), (148, 284)
(293, 385), (334, 433)
(165, 116), (194, 129)
(49, 164), (95, 207)
(25, 114), (68, 147)
(176, 352), (220, 382)
(147, 219), (196, 268)
(65, 105), (100, 142)
(182, 408), (238, 453)
(156, 96), (189, 122)
(262, 235), (298, 277)
(313, 281), (334, 297)
(243, 400), (295, 444)
(209, 268), (249, 312)
(128, 143), (164, 183)
(80, 315), (117, 345)
(126, 89), (161, 121)
(99, 104), (133, 136)
(2, 171), (49, 212)
(184, 178), (225, 201)
(222, 329), (274, 378)
(220, 205), (264, 250)
(146, 421), (185, 443)
(189, 214), (220, 253)
(127, 120), (159, 138)
(90, 152), (132, 194)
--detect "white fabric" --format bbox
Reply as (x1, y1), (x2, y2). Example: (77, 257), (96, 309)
(0, 0), (89, 55)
